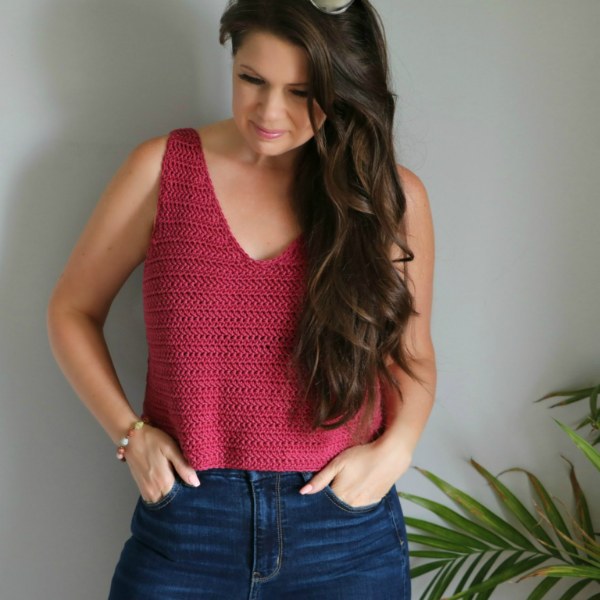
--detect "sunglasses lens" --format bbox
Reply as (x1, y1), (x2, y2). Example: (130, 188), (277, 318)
(310, 0), (355, 14)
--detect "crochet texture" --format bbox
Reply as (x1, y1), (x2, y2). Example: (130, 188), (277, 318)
(141, 127), (384, 471)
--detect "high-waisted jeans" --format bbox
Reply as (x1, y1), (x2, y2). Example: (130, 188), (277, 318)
(108, 468), (410, 599)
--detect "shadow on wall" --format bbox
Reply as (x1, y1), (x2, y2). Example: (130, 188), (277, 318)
(1, 1), (229, 598)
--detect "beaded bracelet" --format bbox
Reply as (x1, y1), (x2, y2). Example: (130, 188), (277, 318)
(116, 416), (151, 462)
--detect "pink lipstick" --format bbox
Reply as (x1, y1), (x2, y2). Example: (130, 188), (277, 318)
(252, 122), (286, 140)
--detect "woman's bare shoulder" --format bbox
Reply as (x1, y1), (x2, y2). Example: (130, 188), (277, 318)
(391, 164), (434, 267)
(396, 164), (429, 209)
(128, 121), (223, 171)
(126, 133), (170, 177)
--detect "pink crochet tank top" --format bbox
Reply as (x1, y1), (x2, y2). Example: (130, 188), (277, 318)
(141, 127), (385, 471)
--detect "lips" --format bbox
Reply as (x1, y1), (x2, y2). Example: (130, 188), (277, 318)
(252, 122), (286, 139)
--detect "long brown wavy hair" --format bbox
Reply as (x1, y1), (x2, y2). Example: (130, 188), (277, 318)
(219, 0), (423, 445)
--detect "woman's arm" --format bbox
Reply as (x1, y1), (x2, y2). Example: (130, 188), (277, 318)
(300, 165), (436, 503)
(373, 165), (437, 468)
(46, 134), (200, 500)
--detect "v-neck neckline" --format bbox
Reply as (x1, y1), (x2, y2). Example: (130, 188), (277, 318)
(190, 128), (305, 266)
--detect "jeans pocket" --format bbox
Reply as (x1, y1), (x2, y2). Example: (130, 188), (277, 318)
(140, 474), (183, 511)
(300, 471), (386, 514)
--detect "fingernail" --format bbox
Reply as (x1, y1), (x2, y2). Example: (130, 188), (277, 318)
(188, 474), (201, 487)
(299, 484), (313, 494)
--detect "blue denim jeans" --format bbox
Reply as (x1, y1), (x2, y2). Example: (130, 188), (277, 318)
(108, 468), (410, 599)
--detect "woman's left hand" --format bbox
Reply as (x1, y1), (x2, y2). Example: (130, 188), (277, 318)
(299, 438), (412, 508)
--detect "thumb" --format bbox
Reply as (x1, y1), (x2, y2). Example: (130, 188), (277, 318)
(299, 465), (338, 495)
(166, 446), (201, 487)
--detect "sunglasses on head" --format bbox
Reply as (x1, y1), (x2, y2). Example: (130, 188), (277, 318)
(308, 0), (355, 14)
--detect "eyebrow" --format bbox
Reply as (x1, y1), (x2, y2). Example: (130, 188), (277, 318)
(239, 64), (309, 86)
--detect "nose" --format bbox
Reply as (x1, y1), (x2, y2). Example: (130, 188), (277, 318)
(257, 88), (287, 121)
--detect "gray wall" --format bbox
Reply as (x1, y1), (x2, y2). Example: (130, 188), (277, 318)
(1, 1), (598, 598)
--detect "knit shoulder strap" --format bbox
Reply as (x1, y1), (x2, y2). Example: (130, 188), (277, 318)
(160, 127), (204, 188)
(150, 127), (206, 242)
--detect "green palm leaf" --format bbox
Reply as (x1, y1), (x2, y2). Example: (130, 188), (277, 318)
(419, 563), (450, 600)
(409, 533), (473, 554)
(457, 550), (502, 598)
(563, 456), (594, 556)
(523, 564), (600, 580)
(557, 579), (594, 599)
(474, 552), (525, 600)
(535, 387), (595, 407)
(399, 492), (509, 547)
(414, 467), (537, 551)
(404, 517), (491, 551)
(411, 559), (452, 579)
(501, 467), (579, 558)
(589, 384), (599, 420)
(403, 382), (600, 598)
(452, 552), (486, 594)
(411, 550), (462, 560)
(532, 501), (600, 566)
(555, 419), (600, 472)
(470, 459), (558, 556)
(429, 555), (468, 600)
(526, 577), (560, 599)
(575, 416), (593, 431)
(444, 554), (549, 599)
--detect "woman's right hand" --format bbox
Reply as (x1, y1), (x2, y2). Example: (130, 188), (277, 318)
(122, 424), (201, 503)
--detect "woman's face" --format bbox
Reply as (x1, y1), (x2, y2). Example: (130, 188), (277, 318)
(231, 30), (326, 161)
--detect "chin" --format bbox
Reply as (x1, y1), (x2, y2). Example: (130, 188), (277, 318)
(247, 129), (293, 150)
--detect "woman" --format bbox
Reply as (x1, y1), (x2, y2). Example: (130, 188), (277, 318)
(47, 0), (436, 598)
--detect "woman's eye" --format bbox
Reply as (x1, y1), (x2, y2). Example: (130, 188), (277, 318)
(238, 74), (308, 99)
(238, 73), (263, 85)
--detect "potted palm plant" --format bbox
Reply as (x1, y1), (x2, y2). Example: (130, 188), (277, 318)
(401, 384), (600, 599)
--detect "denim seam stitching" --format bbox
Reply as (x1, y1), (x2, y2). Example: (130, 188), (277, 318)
(323, 487), (383, 513)
(141, 481), (182, 511)
(384, 493), (406, 548)
(253, 473), (284, 582)
(249, 478), (259, 580)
